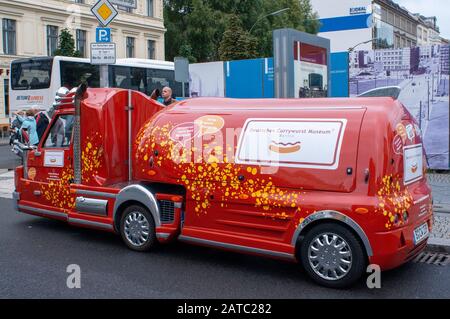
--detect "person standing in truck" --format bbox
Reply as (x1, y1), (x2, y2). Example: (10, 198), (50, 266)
(161, 86), (177, 107)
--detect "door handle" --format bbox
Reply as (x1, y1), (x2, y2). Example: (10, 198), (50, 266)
(34, 151), (41, 157)
(33, 190), (42, 196)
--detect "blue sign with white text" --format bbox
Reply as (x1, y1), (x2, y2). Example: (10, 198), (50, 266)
(96, 28), (111, 43)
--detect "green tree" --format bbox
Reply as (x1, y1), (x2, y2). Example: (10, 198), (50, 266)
(163, 0), (319, 62)
(219, 15), (258, 61)
(53, 28), (82, 57)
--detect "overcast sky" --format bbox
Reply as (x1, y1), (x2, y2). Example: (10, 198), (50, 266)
(395, 0), (450, 39)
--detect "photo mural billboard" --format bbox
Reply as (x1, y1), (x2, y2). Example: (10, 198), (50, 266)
(349, 45), (450, 170)
(294, 42), (328, 98)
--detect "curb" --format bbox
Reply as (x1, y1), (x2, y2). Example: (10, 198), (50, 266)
(427, 238), (450, 254)
(433, 204), (450, 214)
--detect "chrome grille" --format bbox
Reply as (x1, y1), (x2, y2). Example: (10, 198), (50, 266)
(159, 200), (175, 224)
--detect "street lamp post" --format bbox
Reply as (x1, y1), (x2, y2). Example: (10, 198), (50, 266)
(249, 7), (291, 34)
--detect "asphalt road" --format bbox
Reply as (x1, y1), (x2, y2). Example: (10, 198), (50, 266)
(0, 144), (21, 170)
(0, 198), (449, 299)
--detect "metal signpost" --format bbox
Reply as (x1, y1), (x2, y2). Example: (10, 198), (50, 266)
(174, 57), (189, 98)
(90, 0), (118, 87)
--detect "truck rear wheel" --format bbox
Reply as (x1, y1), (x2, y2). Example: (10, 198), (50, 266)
(299, 223), (366, 288)
(119, 205), (157, 252)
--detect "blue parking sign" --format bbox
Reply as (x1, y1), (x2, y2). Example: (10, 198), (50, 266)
(96, 28), (111, 43)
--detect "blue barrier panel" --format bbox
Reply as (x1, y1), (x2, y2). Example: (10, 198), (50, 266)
(330, 52), (349, 97)
(225, 58), (264, 98)
(262, 58), (274, 98)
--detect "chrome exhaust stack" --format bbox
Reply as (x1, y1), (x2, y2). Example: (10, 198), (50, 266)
(73, 83), (87, 184)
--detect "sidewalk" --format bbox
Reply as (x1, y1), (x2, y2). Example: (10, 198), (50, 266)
(0, 169), (14, 199)
(427, 173), (450, 212)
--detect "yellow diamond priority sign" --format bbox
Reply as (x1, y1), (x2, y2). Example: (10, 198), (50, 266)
(91, 0), (118, 27)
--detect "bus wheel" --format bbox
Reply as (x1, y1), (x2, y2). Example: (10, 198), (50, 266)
(120, 205), (157, 252)
(299, 223), (366, 288)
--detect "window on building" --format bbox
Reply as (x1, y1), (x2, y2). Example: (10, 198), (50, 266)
(118, 5), (133, 13)
(381, 7), (387, 22)
(374, 19), (394, 49)
(388, 12), (394, 24)
(394, 14), (400, 28)
(74, 0), (84, 3)
(76, 29), (87, 57)
(47, 25), (59, 56)
(2, 19), (16, 55)
(147, 40), (155, 59)
(126, 37), (135, 58)
(147, 0), (154, 17)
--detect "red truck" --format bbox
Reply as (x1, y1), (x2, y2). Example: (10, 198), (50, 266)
(13, 85), (433, 288)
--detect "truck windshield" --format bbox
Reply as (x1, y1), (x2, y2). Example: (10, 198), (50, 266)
(11, 58), (53, 90)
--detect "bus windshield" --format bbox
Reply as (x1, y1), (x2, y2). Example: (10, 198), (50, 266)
(11, 58), (53, 90)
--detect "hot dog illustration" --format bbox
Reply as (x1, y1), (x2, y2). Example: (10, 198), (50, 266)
(269, 141), (301, 154)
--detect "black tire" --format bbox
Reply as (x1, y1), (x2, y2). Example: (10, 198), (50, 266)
(299, 223), (367, 289)
(119, 205), (157, 252)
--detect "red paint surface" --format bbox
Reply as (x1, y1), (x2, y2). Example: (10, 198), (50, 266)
(15, 89), (433, 271)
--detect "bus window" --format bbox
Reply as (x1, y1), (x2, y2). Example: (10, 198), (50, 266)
(146, 69), (184, 98)
(110, 66), (146, 93)
(60, 61), (100, 89)
(11, 58), (53, 90)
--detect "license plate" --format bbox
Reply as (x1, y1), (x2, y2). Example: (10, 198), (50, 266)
(413, 223), (429, 245)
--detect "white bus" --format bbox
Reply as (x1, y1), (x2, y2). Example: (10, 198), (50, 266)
(9, 56), (187, 113)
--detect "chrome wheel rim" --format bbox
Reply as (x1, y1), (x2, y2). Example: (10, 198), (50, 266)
(124, 211), (150, 247)
(308, 232), (352, 281)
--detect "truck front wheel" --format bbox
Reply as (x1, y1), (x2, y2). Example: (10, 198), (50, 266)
(119, 205), (157, 252)
(299, 223), (366, 288)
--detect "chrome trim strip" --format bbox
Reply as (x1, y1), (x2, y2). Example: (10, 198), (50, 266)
(179, 235), (296, 261)
(183, 106), (365, 112)
(291, 210), (373, 257)
(68, 217), (114, 230)
(75, 189), (117, 199)
(156, 233), (170, 239)
(18, 204), (67, 219)
(414, 195), (430, 205)
(75, 197), (108, 216)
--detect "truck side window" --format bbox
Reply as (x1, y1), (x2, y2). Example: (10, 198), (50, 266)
(42, 115), (74, 148)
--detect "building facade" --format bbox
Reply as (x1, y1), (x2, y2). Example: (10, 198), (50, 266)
(310, 0), (441, 52)
(441, 44), (449, 75)
(0, 0), (165, 125)
(416, 15), (441, 46)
